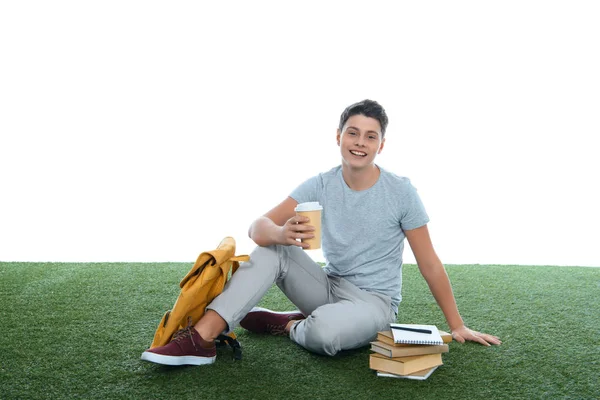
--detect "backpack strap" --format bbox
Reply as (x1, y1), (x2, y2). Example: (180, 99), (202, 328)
(230, 255), (250, 275)
(215, 333), (243, 360)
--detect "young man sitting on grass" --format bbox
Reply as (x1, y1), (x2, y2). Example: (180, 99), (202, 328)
(141, 99), (501, 366)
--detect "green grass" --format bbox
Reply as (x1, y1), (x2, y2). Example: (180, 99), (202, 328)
(0, 262), (598, 400)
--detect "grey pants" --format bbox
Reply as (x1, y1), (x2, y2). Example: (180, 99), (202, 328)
(208, 244), (396, 356)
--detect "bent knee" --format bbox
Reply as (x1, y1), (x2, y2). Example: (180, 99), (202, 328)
(246, 245), (283, 268)
(301, 317), (342, 356)
(250, 244), (279, 257)
(294, 306), (385, 356)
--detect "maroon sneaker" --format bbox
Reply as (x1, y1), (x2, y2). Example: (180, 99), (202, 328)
(141, 323), (216, 366)
(240, 307), (305, 336)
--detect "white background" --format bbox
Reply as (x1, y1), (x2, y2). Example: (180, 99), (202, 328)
(1, 1), (599, 266)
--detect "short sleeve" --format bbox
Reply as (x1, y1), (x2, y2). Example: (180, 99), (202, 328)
(290, 175), (321, 204)
(399, 182), (430, 231)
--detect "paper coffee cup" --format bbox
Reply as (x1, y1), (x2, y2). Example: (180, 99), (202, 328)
(294, 202), (323, 250)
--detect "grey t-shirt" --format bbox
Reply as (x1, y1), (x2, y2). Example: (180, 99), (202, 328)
(289, 165), (429, 311)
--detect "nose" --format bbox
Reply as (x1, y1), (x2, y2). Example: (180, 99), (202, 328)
(355, 135), (366, 147)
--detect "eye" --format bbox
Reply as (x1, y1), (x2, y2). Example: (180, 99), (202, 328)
(347, 131), (357, 136)
(369, 136), (377, 140)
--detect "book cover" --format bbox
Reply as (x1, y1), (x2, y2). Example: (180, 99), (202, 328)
(389, 324), (444, 345)
(377, 330), (452, 347)
(376, 365), (439, 380)
(369, 353), (443, 376)
(370, 340), (449, 358)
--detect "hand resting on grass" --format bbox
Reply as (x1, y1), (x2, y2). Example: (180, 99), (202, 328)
(451, 325), (502, 346)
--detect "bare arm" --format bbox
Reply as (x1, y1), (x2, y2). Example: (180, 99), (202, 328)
(248, 197), (315, 249)
(405, 225), (501, 346)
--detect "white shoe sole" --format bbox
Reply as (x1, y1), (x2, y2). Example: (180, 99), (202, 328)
(248, 306), (302, 315)
(140, 351), (216, 366)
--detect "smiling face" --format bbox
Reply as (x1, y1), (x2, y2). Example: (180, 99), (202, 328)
(336, 114), (385, 170)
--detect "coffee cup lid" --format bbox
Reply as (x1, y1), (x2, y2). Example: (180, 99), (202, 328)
(294, 201), (323, 212)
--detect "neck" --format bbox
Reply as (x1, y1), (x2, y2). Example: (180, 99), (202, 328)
(341, 163), (380, 191)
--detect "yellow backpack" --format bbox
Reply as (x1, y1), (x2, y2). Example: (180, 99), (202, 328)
(150, 236), (249, 359)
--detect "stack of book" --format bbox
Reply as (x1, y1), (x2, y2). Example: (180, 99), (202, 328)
(369, 323), (453, 380)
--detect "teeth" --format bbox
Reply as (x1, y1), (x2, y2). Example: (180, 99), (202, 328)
(350, 150), (366, 156)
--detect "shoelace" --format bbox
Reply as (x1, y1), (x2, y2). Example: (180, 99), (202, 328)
(266, 314), (304, 336)
(266, 324), (287, 336)
(172, 317), (198, 350)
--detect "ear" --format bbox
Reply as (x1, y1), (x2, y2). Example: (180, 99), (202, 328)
(336, 129), (341, 146)
(377, 137), (386, 154)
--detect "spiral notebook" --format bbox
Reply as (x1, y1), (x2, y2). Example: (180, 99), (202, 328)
(389, 323), (444, 345)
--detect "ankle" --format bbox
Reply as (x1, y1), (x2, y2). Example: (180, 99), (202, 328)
(285, 319), (301, 333)
(194, 310), (228, 341)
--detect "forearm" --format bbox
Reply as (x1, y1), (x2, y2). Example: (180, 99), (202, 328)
(248, 216), (284, 247)
(419, 263), (464, 331)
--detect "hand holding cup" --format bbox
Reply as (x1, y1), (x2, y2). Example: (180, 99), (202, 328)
(294, 202), (323, 250)
(282, 215), (315, 249)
